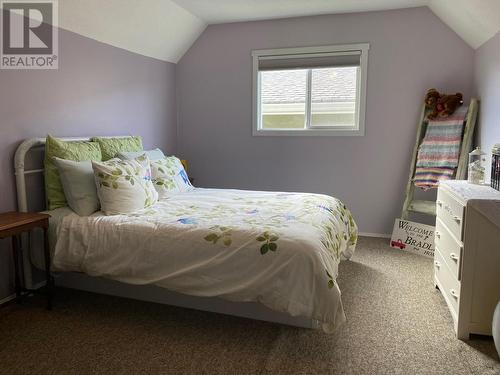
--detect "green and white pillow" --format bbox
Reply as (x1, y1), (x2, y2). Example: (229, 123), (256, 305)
(92, 155), (158, 215)
(151, 156), (194, 199)
(117, 148), (165, 161)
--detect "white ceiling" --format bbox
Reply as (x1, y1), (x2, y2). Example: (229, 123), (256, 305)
(428, 0), (500, 49)
(58, 0), (206, 63)
(3, 0), (498, 63)
(173, 0), (427, 24)
(174, 0), (500, 49)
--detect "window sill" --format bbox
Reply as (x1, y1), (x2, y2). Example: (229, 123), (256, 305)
(252, 128), (365, 137)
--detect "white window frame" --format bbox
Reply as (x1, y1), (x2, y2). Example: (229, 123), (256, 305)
(252, 43), (369, 136)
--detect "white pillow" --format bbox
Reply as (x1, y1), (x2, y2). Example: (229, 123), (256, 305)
(53, 157), (99, 216)
(92, 155), (158, 215)
(151, 156), (194, 198)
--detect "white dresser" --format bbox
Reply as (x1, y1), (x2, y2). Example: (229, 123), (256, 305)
(434, 180), (500, 340)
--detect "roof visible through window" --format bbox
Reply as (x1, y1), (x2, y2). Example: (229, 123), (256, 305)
(261, 67), (357, 105)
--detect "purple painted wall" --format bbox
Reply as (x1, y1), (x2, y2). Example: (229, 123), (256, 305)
(176, 7), (474, 235)
(474, 32), (500, 180)
(0, 28), (177, 300)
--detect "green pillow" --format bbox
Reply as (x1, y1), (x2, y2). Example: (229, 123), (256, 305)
(53, 158), (99, 216)
(92, 136), (143, 161)
(117, 148), (165, 161)
(44, 135), (102, 210)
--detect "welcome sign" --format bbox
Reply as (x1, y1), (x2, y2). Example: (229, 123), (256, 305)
(390, 219), (435, 258)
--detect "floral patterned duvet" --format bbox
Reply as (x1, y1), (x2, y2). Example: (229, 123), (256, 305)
(52, 188), (358, 332)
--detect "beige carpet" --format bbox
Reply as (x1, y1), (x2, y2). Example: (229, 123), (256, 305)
(0, 237), (498, 374)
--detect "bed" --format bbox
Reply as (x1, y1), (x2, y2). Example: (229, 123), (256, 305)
(15, 137), (358, 332)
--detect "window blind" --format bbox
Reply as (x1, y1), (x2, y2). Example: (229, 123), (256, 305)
(258, 51), (362, 71)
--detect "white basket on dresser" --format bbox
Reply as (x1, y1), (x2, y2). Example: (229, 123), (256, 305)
(434, 180), (500, 340)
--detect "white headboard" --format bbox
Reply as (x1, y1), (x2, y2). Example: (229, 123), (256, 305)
(14, 136), (134, 213)
(14, 136), (135, 288)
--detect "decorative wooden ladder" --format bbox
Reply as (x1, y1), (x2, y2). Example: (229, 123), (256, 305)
(401, 98), (479, 220)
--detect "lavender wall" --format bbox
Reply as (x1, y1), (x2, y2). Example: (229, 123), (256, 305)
(474, 32), (500, 180)
(0, 28), (177, 300)
(177, 7), (474, 235)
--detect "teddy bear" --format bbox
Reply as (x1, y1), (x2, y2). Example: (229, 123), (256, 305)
(435, 92), (463, 118)
(424, 89), (463, 120)
(424, 88), (441, 119)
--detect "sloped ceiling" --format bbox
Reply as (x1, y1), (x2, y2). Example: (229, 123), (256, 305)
(57, 0), (206, 63)
(174, 0), (500, 50)
(173, 0), (426, 24)
(3, 0), (497, 63)
(428, 0), (500, 49)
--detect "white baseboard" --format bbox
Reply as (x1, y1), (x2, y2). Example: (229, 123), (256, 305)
(358, 232), (391, 239)
(0, 281), (47, 307)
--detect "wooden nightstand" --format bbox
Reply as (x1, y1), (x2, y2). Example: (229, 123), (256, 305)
(0, 212), (53, 309)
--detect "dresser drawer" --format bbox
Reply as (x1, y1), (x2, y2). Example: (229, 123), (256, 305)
(435, 218), (463, 280)
(436, 188), (465, 240)
(434, 249), (460, 318)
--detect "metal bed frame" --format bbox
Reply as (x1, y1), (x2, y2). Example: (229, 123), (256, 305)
(14, 136), (316, 329)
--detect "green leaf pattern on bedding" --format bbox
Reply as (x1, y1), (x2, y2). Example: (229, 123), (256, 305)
(204, 226), (233, 247)
(150, 191), (358, 289)
(92, 156), (158, 214)
(326, 269), (335, 289)
(95, 159), (155, 207)
(153, 157), (177, 190)
(256, 231), (279, 254)
(150, 156), (194, 198)
(53, 188), (357, 329)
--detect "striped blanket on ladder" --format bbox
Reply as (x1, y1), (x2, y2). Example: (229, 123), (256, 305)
(414, 106), (468, 189)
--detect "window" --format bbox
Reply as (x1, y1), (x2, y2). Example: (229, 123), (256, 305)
(252, 44), (369, 136)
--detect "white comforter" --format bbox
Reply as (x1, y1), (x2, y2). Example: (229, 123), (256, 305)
(52, 188), (358, 332)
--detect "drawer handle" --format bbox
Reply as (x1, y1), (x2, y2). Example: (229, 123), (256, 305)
(450, 289), (459, 299)
(434, 260), (441, 269)
(453, 215), (461, 223)
(450, 253), (459, 262)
